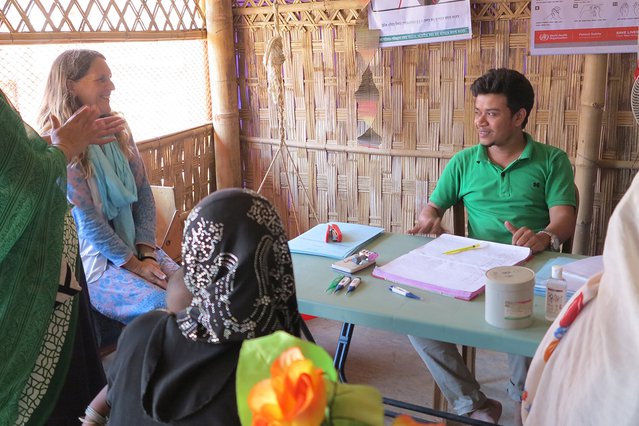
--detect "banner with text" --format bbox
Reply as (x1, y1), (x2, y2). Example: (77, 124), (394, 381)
(368, 0), (472, 48)
(531, 0), (639, 55)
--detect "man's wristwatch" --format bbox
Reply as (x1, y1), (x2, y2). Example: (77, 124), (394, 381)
(538, 230), (560, 251)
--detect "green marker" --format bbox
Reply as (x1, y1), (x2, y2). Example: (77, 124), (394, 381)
(326, 274), (345, 293)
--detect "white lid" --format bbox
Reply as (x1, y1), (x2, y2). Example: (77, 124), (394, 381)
(485, 266), (535, 289)
(551, 265), (563, 279)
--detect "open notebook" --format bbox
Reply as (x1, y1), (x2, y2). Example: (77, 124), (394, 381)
(373, 234), (532, 300)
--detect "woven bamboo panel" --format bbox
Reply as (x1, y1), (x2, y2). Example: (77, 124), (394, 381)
(137, 124), (215, 213)
(0, 0), (206, 44)
(237, 0), (638, 255)
(232, 0), (366, 30)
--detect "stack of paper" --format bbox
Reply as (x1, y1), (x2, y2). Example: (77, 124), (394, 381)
(288, 222), (384, 259)
(372, 234), (532, 300)
(534, 255), (603, 298)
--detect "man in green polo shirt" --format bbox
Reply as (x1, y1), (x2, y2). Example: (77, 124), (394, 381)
(408, 68), (577, 423)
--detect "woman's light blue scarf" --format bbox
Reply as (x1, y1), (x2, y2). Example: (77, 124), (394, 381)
(87, 141), (137, 250)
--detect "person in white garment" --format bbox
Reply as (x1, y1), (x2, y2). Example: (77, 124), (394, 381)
(522, 173), (639, 425)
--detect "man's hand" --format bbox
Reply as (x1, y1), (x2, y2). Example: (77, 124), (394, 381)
(504, 221), (548, 253)
(49, 105), (125, 161)
(409, 204), (447, 236)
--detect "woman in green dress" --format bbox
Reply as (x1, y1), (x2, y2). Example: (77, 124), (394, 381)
(0, 89), (124, 425)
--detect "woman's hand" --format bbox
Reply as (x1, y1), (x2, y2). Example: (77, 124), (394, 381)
(80, 386), (110, 426)
(123, 256), (168, 289)
(50, 105), (125, 161)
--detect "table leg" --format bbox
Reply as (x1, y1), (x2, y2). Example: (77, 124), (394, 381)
(462, 345), (476, 375)
(300, 318), (316, 343)
(333, 322), (355, 383)
(433, 385), (448, 413)
(330, 326), (493, 426)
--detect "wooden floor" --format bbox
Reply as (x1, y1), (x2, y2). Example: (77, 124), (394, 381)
(306, 317), (520, 426)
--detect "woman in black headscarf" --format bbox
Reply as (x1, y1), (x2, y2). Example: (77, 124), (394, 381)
(81, 189), (301, 425)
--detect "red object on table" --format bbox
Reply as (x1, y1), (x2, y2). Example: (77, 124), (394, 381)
(325, 223), (342, 242)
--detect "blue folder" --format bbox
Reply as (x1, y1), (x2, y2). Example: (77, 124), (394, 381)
(533, 256), (577, 297)
(288, 222), (384, 259)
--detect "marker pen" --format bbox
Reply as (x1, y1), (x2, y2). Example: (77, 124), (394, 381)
(388, 285), (421, 300)
(334, 276), (351, 293)
(346, 277), (362, 294)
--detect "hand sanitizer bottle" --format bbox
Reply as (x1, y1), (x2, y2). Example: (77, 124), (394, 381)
(545, 265), (567, 321)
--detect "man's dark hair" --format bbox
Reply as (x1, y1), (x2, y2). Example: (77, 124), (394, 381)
(470, 68), (535, 128)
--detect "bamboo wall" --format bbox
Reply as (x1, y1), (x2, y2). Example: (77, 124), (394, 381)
(234, 0), (639, 255)
(137, 124), (215, 213)
(0, 0), (206, 43)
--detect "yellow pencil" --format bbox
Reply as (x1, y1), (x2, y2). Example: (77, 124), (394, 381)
(443, 243), (482, 255)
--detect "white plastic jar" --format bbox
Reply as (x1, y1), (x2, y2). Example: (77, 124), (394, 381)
(485, 266), (536, 329)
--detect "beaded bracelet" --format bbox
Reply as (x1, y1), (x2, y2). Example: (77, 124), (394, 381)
(78, 405), (108, 425)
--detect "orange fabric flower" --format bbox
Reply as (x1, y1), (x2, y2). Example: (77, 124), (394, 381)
(248, 347), (327, 426)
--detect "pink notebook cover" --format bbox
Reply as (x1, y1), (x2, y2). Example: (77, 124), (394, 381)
(372, 267), (484, 301)
(371, 234), (531, 301)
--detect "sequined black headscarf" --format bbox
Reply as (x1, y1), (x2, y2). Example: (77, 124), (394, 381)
(176, 188), (301, 342)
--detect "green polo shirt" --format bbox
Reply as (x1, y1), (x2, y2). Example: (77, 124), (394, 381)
(430, 133), (576, 244)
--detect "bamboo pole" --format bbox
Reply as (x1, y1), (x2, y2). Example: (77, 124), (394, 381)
(0, 31), (206, 44)
(241, 136), (639, 169)
(573, 54), (608, 254)
(137, 124), (212, 148)
(241, 135), (456, 159)
(206, 0), (242, 188)
(233, 0), (367, 15)
(596, 159), (639, 170)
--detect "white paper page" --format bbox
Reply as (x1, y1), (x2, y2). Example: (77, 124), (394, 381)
(377, 234), (531, 295)
(378, 249), (488, 292)
(562, 255), (603, 280)
(561, 255), (603, 293)
(414, 234), (531, 270)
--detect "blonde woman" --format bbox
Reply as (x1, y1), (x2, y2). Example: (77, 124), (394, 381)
(38, 50), (179, 333)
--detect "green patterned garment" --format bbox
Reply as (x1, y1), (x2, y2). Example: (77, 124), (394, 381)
(17, 211), (80, 426)
(0, 91), (68, 424)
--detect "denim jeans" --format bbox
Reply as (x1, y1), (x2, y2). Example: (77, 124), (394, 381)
(408, 335), (531, 415)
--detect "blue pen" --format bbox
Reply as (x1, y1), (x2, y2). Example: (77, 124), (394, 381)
(389, 285), (422, 300)
(346, 277), (362, 294)
(334, 276), (351, 293)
